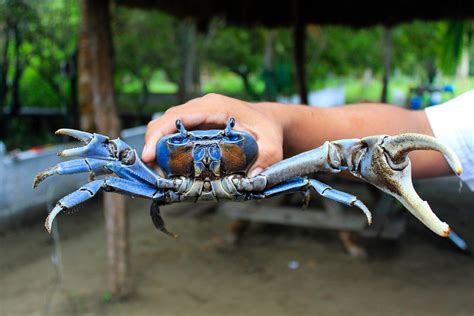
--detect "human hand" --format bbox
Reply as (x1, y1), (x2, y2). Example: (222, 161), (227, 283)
(142, 93), (285, 177)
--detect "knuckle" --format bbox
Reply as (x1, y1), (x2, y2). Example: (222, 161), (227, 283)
(146, 119), (157, 130)
(164, 106), (178, 115)
(203, 93), (222, 101)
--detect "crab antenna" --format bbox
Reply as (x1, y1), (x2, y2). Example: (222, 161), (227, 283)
(224, 117), (236, 136)
(175, 119), (188, 137)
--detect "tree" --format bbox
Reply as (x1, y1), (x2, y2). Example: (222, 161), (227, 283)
(0, 0), (37, 114)
(437, 21), (474, 78)
(207, 25), (265, 99)
(114, 8), (179, 108)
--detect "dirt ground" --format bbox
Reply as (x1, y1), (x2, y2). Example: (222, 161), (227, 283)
(1, 177), (474, 316)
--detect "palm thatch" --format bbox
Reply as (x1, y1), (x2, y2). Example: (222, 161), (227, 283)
(117, 0), (474, 29)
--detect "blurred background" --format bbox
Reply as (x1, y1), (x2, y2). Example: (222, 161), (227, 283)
(1, 1), (473, 150)
(1, 0), (474, 315)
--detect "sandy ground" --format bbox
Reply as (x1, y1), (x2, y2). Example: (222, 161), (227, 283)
(1, 177), (474, 316)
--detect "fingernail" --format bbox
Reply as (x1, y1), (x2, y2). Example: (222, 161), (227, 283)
(142, 143), (152, 160)
(249, 167), (263, 178)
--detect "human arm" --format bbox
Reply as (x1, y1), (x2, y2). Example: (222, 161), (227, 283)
(142, 93), (452, 178)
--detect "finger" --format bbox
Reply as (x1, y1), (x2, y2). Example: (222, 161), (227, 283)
(142, 119), (171, 163)
(142, 112), (232, 163)
(248, 138), (283, 177)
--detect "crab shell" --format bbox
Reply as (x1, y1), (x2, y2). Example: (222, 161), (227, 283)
(156, 129), (258, 179)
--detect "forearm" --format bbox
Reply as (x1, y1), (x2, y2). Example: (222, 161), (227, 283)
(256, 102), (451, 178)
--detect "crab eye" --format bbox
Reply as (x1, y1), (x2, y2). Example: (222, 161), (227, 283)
(119, 148), (136, 165)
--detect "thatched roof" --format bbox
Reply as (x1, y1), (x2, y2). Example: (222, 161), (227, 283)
(117, 0), (474, 28)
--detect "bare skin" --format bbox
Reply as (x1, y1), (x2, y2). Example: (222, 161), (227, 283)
(142, 93), (452, 179)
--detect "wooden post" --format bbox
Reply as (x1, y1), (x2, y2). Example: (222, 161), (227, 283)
(293, 14), (308, 104)
(177, 18), (197, 103)
(79, 0), (129, 298)
(381, 26), (392, 103)
(263, 30), (277, 101)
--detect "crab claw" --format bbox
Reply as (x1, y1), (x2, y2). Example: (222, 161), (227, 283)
(55, 129), (114, 159)
(56, 129), (93, 143)
(380, 133), (462, 176)
(358, 134), (462, 237)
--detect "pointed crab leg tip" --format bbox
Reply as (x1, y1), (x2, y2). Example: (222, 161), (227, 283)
(352, 200), (372, 225)
(161, 228), (180, 239)
(44, 206), (63, 234)
(33, 171), (50, 188)
(44, 217), (52, 234)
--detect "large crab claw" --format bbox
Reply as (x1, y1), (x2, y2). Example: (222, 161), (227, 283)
(357, 133), (462, 237)
(55, 128), (116, 160)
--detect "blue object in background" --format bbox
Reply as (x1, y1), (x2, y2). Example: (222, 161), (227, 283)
(443, 84), (454, 93)
(410, 95), (423, 109)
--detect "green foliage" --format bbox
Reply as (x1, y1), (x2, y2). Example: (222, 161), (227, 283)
(102, 291), (113, 303)
(1, 2), (474, 150)
(206, 24), (265, 98)
(311, 26), (383, 78)
(391, 21), (443, 81)
(0, 0), (79, 109)
(113, 7), (179, 96)
(438, 21), (474, 75)
(20, 67), (61, 107)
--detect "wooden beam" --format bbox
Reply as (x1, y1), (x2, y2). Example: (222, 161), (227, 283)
(222, 203), (368, 232)
(79, 0), (129, 298)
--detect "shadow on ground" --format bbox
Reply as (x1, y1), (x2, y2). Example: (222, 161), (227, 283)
(1, 177), (473, 315)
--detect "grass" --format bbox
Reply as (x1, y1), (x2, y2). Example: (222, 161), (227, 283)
(135, 70), (474, 107)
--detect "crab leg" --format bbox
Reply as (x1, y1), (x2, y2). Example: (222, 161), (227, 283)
(245, 133), (462, 237)
(260, 141), (345, 186)
(353, 134), (462, 237)
(40, 128), (179, 190)
(33, 158), (111, 188)
(150, 201), (179, 238)
(45, 178), (158, 233)
(260, 177), (372, 224)
(55, 129), (114, 159)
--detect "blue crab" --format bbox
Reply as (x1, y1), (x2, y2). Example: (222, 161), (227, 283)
(33, 117), (462, 239)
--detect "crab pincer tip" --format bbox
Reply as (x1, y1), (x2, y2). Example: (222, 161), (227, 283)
(443, 226), (451, 238)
